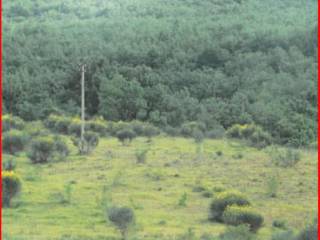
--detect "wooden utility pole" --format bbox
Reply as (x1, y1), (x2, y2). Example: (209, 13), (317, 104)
(80, 64), (86, 153)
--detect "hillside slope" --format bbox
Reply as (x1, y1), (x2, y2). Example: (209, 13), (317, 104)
(3, 136), (317, 240)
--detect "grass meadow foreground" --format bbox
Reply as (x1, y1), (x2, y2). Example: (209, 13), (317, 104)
(2, 135), (317, 240)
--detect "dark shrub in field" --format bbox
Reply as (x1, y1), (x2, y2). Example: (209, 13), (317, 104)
(2, 130), (28, 154)
(55, 118), (70, 134)
(222, 205), (264, 232)
(83, 131), (99, 153)
(226, 124), (242, 138)
(72, 131), (99, 154)
(206, 125), (225, 139)
(24, 121), (50, 137)
(2, 171), (22, 207)
(68, 120), (82, 137)
(28, 136), (55, 163)
(116, 129), (136, 145)
(2, 115), (25, 132)
(28, 135), (69, 163)
(272, 219), (287, 229)
(2, 158), (16, 171)
(209, 191), (250, 222)
(87, 119), (108, 136)
(45, 115), (71, 134)
(143, 125), (160, 140)
(53, 136), (70, 159)
(108, 207), (134, 240)
(180, 121), (206, 138)
(249, 127), (272, 149)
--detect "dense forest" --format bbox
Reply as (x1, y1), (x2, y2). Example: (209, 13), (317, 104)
(3, 0), (318, 147)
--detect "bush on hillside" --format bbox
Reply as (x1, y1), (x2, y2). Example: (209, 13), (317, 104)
(107, 207), (135, 240)
(68, 119), (82, 137)
(116, 129), (136, 145)
(222, 205), (264, 232)
(2, 130), (28, 154)
(87, 119), (108, 136)
(2, 171), (22, 207)
(28, 135), (69, 163)
(24, 121), (50, 137)
(28, 136), (55, 163)
(2, 157), (16, 171)
(2, 115), (25, 132)
(226, 124), (272, 148)
(209, 191), (251, 222)
(45, 115), (71, 134)
(72, 131), (99, 154)
(180, 121), (206, 138)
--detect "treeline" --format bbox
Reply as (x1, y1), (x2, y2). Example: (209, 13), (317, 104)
(3, 0), (318, 147)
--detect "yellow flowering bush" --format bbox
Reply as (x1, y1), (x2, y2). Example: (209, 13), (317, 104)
(209, 190), (250, 222)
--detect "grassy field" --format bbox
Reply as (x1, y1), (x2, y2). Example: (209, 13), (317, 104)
(2, 136), (317, 240)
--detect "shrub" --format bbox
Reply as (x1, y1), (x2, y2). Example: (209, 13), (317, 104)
(193, 129), (205, 143)
(206, 125), (225, 139)
(2, 157), (16, 171)
(45, 115), (71, 134)
(249, 127), (272, 148)
(116, 129), (136, 145)
(72, 131), (99, 154)
(2, 171), (22, 207)
(2, 115), (25, 132)
(269, 147), (301, 168)
(216, 151), (223, 156)
(226, 124), (272, 148)
(24, 121), (50, 137)
(219, 225), (255, 240)
(202, 191), (213, 198)
(143, 124), (160, 140)
(53, 136), (70, 159)
(222, 205), (264, 232)
(180, 121), (206, 138)
(163, 126), (180, 136)
(296, 218), (318, 240)
(108, 121), (131, 136)
(209, 191), (251, 222)
(2, 130), (28, 154)
(54, 116), (71, 134)
(28, 135), (69, 163)
(44, 114), (60, 129)
(192, 185), (206, 192)
(68, 119), (82, 137)
(107, 207), (134, 240)
(135, 149), (148, 164)
(272, 219), (287, 229)
(226, 124), (243, 138)
(87, 119), (108, 136)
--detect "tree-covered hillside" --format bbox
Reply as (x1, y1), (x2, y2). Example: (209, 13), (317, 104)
(3, 0), (318, 146)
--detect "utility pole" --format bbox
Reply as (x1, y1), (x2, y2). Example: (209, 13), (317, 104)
(80, 63), (86, 153)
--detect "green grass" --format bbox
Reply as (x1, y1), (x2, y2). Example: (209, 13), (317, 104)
(3, 136), (317, 240)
